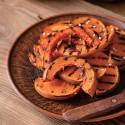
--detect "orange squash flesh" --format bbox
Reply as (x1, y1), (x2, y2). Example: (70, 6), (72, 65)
(43, 57), (97, 97)
(81, 63), (97, 97)
(86, 52), (119, 95)
(40, 20), (71, 49)
(96, 66), (119, 95)
(107, 25), (115, 41)
(103, 27), (125, 71)
(73, 16), (108, 50)
(103, 26), (115, 52)
(38, 21), (71, 69)
(41, 17), (108, 68)
(43, 27), (94, 65)
(59, 66), (83, 84)
(109, 34), (125, 70)
(59, 66), (106, 86)
(94, 68), (106, 78)
(45, 57), (83, 80)
(43, 24), (107, 68)
(35, 78), (80, 100)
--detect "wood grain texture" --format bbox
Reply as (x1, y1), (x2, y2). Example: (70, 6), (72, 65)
(63, 90), (125, 122)
(0, 0), (125, 125)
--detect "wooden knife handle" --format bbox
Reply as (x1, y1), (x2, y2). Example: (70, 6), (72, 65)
(63, 91), (125, 122)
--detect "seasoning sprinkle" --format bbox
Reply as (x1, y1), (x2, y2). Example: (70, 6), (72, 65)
(92, 25), (96, 28)
(85, 20), (90, 24)
(99, 36), (102, 40)
(42, 32), (46, 36)
(47, 32), (51, 36)
(78, 23), (82, 27)
(93, 34), (96, 37)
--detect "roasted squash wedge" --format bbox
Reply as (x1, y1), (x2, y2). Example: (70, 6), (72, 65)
(35, 78), (80, 100)
(109, 34), (125, 71)
(86, 52), (119, 95)
(96, 66), (119, 95)
(40, 20), (71, 50)
(73, 16), (108, 50)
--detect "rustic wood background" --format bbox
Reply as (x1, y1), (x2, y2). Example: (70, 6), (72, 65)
(0, 0), (125, 125)
(88, 0), (125, 17)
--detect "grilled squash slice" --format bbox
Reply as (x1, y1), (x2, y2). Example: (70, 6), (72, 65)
(35, 78), (80, 100)
(73, 16), (108, 50)
(29, 21), (71, 69)
(108, 34), (125, 71)
(86, 52), (119, 95)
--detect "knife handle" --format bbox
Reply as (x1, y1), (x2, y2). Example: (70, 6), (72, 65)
(63, 91), (125, 122)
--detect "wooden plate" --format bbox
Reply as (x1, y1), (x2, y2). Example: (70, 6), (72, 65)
(8, 13), (125, 122)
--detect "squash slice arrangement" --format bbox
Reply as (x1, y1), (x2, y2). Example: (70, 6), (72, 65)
(28, 16), (125, 100)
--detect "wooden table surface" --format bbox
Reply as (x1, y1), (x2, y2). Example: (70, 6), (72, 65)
(1, 0), (125, 125)
(88, 0), (125, 17)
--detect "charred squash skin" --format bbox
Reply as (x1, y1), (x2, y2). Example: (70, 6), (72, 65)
(43, 57), (97, 97)
(86, 52), (119, 96)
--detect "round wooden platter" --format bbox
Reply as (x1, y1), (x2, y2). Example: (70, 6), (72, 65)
(8, 13), (125, 123)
